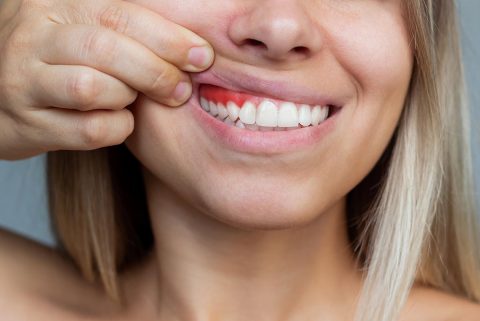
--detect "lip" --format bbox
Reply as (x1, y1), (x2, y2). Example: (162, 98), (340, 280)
(186, 69), (343, 155)
(191, 69), (345, 108)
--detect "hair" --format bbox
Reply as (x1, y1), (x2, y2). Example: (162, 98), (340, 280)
(46, 1), (480, 321)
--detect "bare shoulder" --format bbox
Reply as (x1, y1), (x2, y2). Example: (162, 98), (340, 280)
(403, 284), (480, 321)
(0, 227), (117, 320)
(0, 227), (72, 282)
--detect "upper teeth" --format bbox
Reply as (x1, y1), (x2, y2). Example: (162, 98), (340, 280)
(200, 97), (329, 127)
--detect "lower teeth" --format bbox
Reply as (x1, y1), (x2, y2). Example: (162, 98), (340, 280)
(216, 115), (312, 131)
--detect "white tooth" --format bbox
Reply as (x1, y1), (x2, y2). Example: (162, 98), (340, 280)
(311, 105), (328, 125)
(311, 106), (321, 125)
(245, 123), (259, 131)
(239, 101), (256, 125)
(298, 104), (312, 126)
(224, 117), (234, 126)
(235, 120), (246, 128)
(256, 100), (278, 127)
(217, 103), (228, 120)
(227, 101), (240, 121)
(209, 101), (218, 116)
(277, 102), (299, 127)
(319, 106), (329, 122)
(287, 125), (300, 131)
(200, 97), (210, 112)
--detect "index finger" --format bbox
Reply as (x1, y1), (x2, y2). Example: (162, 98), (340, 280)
(85, 0), (215, 72)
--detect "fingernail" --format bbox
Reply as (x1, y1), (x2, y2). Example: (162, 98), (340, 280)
(173, 81), (192, 102)
(187, 46), (214, 69)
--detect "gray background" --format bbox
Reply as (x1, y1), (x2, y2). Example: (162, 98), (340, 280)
(1, 0), (479, 247)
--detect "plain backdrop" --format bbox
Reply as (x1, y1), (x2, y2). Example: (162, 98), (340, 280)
(1, 0), (479, 247)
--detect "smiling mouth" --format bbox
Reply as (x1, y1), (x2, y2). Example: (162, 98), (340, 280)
(198, 85), (341, 132)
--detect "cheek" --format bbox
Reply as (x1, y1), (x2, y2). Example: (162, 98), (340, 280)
(330, 8), (413, 149)
(328, 7), (413, 99)
(315, 5), (413, 197)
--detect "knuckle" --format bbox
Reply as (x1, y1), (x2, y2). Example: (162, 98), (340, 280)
(82, 29), (117, 63)
(98, 5), (131, 34)
(1, 99), (25, 127)
(0, 78), (29, 123)
(0, 76), (17, 104)
(67, 71), (99, 109)
(2, 1), (50, 53)
(20, 0), (51, 10)
(4, 28), (30, 55)
(15, 0), (49, 17)
(78, 114), (107, 148)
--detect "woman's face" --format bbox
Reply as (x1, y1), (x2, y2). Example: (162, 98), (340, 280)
(125, 0), (413, 229)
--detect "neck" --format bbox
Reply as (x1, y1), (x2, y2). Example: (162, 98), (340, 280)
(122, 170), (364, 321)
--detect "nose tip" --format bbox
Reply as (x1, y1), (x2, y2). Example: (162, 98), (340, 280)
(240, 21), (312, 59)
(228, 2), (322, 61)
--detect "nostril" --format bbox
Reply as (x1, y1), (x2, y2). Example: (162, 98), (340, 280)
(243, 38), (268, 50)
(241, 39), (310, 56)
(292, 46), (309, 55)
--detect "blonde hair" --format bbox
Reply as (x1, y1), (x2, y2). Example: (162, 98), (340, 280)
(350, 1), (480, 320)
(47, 1), (480, 320)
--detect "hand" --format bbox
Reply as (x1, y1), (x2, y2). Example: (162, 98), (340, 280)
(0, 0), (214, 160)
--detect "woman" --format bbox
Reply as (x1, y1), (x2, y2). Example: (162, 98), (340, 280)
(0, 0), (479, 320)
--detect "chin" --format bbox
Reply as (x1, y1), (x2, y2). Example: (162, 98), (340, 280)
(194, 177), (328, 231)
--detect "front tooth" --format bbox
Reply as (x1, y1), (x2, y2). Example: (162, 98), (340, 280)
(227, 101), (240, 121)
(319, 106), (329, 122)
(298, 104), (312, 126)
(209, 101), (218, 116)
(277, 102), (299, 127)
(200, 97), (210, 112)
(239, 101), (256, 125)
(311, 106), (328, 125)
(256, 100), (278, 127)
(217, 103), (228, 120)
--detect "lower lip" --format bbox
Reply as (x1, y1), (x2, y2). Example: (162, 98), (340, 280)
(188, 88), (340, 155)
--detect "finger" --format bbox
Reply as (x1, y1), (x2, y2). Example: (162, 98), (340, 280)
(25, 108), (135, 151)
(76, 0), (214, 72)
(30, 64), (138, 111)
(39, 24), (192, 106)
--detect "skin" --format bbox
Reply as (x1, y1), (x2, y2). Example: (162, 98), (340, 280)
(0, 0), (214, 159)
(122, 0), (410, 319)
(0, 0), (479, 320)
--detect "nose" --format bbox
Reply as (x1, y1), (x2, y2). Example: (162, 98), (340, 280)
(228, 1), (323, 62)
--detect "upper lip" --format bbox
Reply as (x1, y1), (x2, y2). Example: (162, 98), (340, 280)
(191, 68), (345, 107)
